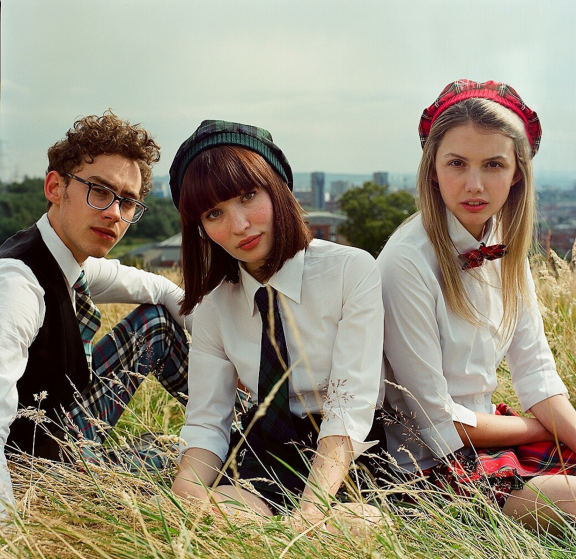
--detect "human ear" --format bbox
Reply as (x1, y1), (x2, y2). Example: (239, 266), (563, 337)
(44, 171), (65, 206)
(511, 168), (523, 186)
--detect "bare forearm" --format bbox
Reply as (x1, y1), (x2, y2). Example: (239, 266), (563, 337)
(455, 413), (555, 448)
(530, 395), (576, 451)
(300, 435), (353, 511)
(172, 448), (222, 502)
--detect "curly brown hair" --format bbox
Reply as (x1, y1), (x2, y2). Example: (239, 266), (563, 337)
(47, 110), (160, 199)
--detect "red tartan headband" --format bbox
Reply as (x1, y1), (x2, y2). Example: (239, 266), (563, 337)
(419, 79), (541, 157)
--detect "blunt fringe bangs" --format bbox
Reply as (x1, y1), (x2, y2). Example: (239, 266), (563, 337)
(179, 146), (311, 314)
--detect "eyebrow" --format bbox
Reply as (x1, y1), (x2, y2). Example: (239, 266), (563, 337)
(440, 152), (511, 162)
(87, 175), (140, 199)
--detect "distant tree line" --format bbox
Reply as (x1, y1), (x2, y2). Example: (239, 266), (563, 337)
(0, 177), (181, 246)
(339, 181), (417, 257)
(0, 178), (416, 257)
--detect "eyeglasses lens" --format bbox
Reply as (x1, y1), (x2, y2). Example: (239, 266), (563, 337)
(87, 187), (143, 223)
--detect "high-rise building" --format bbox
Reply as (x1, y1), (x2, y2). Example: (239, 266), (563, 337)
(311, 172), (325, 209)
(330, 180), (353, 200)
(373, 172), (389, 187)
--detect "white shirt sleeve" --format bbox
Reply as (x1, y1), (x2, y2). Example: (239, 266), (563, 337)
(83, 257), (192, 331)
(318, 250), (384, 455)
(0, 259), (46, 514)
(179, 298), (238, 461)
(507, 265), (567, 411)
(380, 245), (466, 459)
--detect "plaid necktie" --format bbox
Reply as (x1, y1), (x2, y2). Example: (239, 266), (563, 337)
(255, 286), (297, 443)
(73, 271), (101, 371)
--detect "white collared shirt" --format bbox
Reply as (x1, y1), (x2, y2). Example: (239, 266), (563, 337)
(377, 212), (567, 472)
(0, 214), (191, 513)
(179, 239), (385, 462)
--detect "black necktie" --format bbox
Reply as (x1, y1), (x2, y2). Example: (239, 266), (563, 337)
(255, 286), (297, 443)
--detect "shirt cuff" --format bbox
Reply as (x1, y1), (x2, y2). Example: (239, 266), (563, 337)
(318, 409), (377, 460)
(418, 417), (464, 459)
(515, 374), (568, 412)
(450, 403), (478, 427)
(178, 425), (229, 464)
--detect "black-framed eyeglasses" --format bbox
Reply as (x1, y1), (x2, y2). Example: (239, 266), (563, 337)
(64, 173), (148, 224)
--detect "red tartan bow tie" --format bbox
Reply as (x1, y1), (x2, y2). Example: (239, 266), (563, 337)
(458, 243), (508, 270)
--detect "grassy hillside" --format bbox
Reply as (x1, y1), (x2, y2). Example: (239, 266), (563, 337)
(3, 253), (576, 558)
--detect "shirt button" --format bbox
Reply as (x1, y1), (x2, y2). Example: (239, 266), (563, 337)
(476, 397), (483, 404)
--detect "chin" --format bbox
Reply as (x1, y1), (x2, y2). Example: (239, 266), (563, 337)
(91, 244), (115, 258)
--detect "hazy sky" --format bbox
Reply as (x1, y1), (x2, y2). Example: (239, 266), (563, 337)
(1, 0), (576, 182)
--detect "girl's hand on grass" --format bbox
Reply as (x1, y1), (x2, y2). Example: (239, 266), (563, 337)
(288, 501), (383, 537)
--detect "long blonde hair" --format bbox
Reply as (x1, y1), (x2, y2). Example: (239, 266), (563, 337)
(418, 98), (535, 338)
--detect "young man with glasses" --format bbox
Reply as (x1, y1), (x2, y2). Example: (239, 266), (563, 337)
(0, 112), (190, 517)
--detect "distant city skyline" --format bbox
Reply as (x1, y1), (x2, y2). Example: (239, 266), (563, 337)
(149, 170), (576, 198)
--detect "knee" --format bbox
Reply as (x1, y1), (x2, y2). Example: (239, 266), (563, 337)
(172, 477), (211, 503)
(129, 304), (178, 338)
(137, 303), (170, 323)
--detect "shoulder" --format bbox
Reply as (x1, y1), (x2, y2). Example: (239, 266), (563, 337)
(305, 238), (377, 270)
(378, 214), (437, 273)
(302, 240), (381, 297)
(200, 277), (246, 313)
(0, 225), (42, 259)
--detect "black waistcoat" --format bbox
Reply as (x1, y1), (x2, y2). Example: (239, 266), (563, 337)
(0, 225), (91, 460)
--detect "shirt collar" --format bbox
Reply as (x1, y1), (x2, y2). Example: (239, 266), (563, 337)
(446, 210), (496, 254)
(36, 213), (83, 288)
(239, 248), (305, 316)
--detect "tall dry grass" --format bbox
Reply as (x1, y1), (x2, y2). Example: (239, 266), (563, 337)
(3, 256), (576, 558)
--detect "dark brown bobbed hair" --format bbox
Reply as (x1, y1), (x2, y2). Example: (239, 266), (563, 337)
(179, 146), (312, 314)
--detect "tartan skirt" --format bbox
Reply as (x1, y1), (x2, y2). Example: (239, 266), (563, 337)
(418, 403), (576, 508)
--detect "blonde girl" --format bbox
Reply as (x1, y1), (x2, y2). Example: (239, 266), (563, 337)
(379, 80), (576, 530)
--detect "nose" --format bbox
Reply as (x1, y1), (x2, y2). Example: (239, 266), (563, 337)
(464, 169), (484, 193)
(101, 200), (122, 222)
(229, 207), (249, 234)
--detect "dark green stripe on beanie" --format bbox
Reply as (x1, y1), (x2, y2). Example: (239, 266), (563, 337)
(169, 120), (293, 209)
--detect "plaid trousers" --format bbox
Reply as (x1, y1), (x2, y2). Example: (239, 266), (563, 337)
(66, 304), (188, 443)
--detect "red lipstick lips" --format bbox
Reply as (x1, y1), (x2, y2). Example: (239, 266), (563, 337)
(462, 200), (488, 213)
(238, 234), (262, 250)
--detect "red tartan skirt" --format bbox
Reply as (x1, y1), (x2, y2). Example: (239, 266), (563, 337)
(419, 403), (576, 508)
